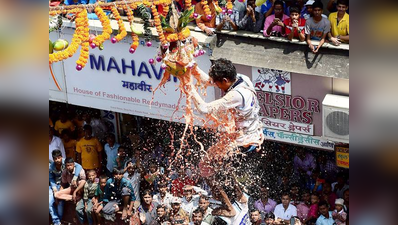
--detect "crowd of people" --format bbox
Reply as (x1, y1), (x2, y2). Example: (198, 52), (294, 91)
(49, 104), (349, 225)
(50, 0), (349, 53)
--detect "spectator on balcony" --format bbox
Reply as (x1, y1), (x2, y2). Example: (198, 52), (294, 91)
(258, 0), (287, 18)
(237, 0), (264, 33)
(63, 0), (97, 5)
(327, 0), (349, 14)
(284, 6), (306, 41)
(328, 0), (349, 45)
(303, 0), (328, 20)
(263, 0), (289, 37)
(305, 1), (330, 53)
(216, 8), (239, 31)
(194, 0), (217, 35)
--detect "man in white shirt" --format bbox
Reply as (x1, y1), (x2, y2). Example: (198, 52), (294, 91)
(153, 181), (174, 210)
(49, 127), (65, 162)
(273, 192), (297, 223)
(181, 185), (208, 217)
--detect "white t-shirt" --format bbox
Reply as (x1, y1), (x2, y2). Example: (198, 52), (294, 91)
(153, 192), (174, 210)
(274, 204), (297, 220)
(124, 171), (141, 202)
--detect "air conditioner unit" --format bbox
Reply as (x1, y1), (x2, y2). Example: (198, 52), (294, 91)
(322, 94), (349, 143)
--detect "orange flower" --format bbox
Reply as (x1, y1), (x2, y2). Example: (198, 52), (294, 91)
(151, 4), (167, 45)
(111, 7), (128, 42)
(93, 7), (112, 47)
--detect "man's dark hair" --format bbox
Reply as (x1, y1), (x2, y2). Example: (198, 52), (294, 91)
(199, 195), (210, 201)
(337, 0), (348, 7)
(156, 204), (167, 211)
(250, 208), (260, 214)
(52, 149), (62, 159)
(107, 133), (115, 139)
(209, 58), (237, 83)
(281, 192), (291, 198)
(264, 212), (275, 219)
(289, 6), (300, 14)
(65, 157), (74, 164)
(274, 0), (284, 8)
(61, 129), (71, 137)
(192, 208), (204, 216)
(318, 200), (329, 208)
(83, 124), (92, 132)
(312, 0), (323, 9)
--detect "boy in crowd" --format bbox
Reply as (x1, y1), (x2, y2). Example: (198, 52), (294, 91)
(328, 0), (349, 45)
(76, 169), (98, 225)
(303, 0), (328, 20)
(150, 205), (170, 225)
(124, 161), (142, 205)
(215, 4), (239, 31)
(250, 209), (264, 225)
(263, 0), (289, 37)
(153, 180), (174, 210)
(102, 169), (136, 222)
(76, 125), (103, 173)
(114, 146), (128, 170)
(104, 133), (120, 178)
(237, 0), (264, 33)
(93, 175), (108, 225)
(198, 195), (214, 224)
(49, 150), (83, 225)
(61, 129), (77, 161)
(305, 1), (330, 53)
(55, 158), (86, 203)
(284, 6), (306, 41)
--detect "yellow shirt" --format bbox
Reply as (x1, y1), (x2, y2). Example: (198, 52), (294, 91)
(63, 139), (77, 160)
(329, 12), (349, 39)
(76, 137), (103, 170)
(54, 120), (75, 134)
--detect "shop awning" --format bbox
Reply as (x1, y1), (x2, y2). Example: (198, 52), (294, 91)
(210, 33), (349, 79)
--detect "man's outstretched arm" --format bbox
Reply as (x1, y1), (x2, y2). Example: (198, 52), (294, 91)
(190, 88), (243, 114)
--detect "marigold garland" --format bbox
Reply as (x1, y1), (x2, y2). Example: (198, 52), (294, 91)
(151, 4), (167, 45)
(92, 7), (113, 47)
(131, 34), (140, 50)
(226, 0), (233, 12)
(164, 27), (191, 42)
(162, 4), (170, 17)
(49, 8), (82, 16)
(111, 7), (128, 42)
(49, 10), (85, 64)
(201, 1), (211, 18)
(75, 9), (90, 68)
(185, 0), (192, 11)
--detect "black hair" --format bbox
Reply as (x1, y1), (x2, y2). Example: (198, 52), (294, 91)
(107, 133), (115, 139)
(318, 200), (329, 208)
(274, 0), (284, 8)
(141, 189), (153, 198)
(281, 192), (291, 198)
(87, 169), (97, 175)
(312, 0), (323, 9)
(250, 208), (260, 214)
(199, 195), (210, 201)
(209, 58), (237, 83)
(337, 0), (348, 7)
(264, 212), (275, 219)
(156, 204), (166, 211)
(311, 192), (319, 198)
(65, 157), (75, 164)
(52, 149), (63, 159)
(99, 174), (108, 181)
(112, 168), (123, 175)
(61, 129), (71, 137)
(192, 208), (204, 216)
(83, 124), (92, 132)
(289, 6), (300, 14)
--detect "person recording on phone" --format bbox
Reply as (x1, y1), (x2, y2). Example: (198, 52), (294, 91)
(263, 0), (289, 37)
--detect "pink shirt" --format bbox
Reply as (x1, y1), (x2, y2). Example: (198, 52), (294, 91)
(296, 203), (310, 221)
(308, 204), (319, 219)
(263, 14), (289, 37)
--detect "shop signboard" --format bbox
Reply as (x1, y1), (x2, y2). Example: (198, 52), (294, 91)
(261, 117), (314, 135)
(61, 28), (213, 124)
(263, 128), (334, 151)
(335, 145), (349, 168)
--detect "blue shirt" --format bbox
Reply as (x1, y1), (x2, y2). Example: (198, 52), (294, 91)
(316, 211), (335, 225)
(103, 177), (136, 203)
(260, 0), (287, 15)
(104, 143), (120, 172)
(49, 159), (82, 189)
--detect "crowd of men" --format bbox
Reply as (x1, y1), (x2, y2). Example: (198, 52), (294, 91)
(49, 107), (348, 225)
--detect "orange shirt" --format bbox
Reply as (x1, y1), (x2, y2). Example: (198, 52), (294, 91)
(63, 139), (77, 160)
(76, 137), (103, 170)
(194, 2), (216, 31)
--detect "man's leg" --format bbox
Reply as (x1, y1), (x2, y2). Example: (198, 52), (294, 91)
(49, 186), (61, 225)
(56, 184), (64, 220)
(121, 187), (131, 220)
(86, 199), (94, 225)
(54, 187), (73, 201)
(75, 199), (85, 224)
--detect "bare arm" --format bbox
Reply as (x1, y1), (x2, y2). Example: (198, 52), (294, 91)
(212, 188), (236, 217)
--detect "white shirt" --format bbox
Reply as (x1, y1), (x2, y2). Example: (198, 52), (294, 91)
(124, 171), (141, 202)
(274, 204), (297, 220)
(49, 135), (65, 161)
(220, 193), (250, 225)
(153, 192), (174, 209)
(181, 196), (200, 217)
